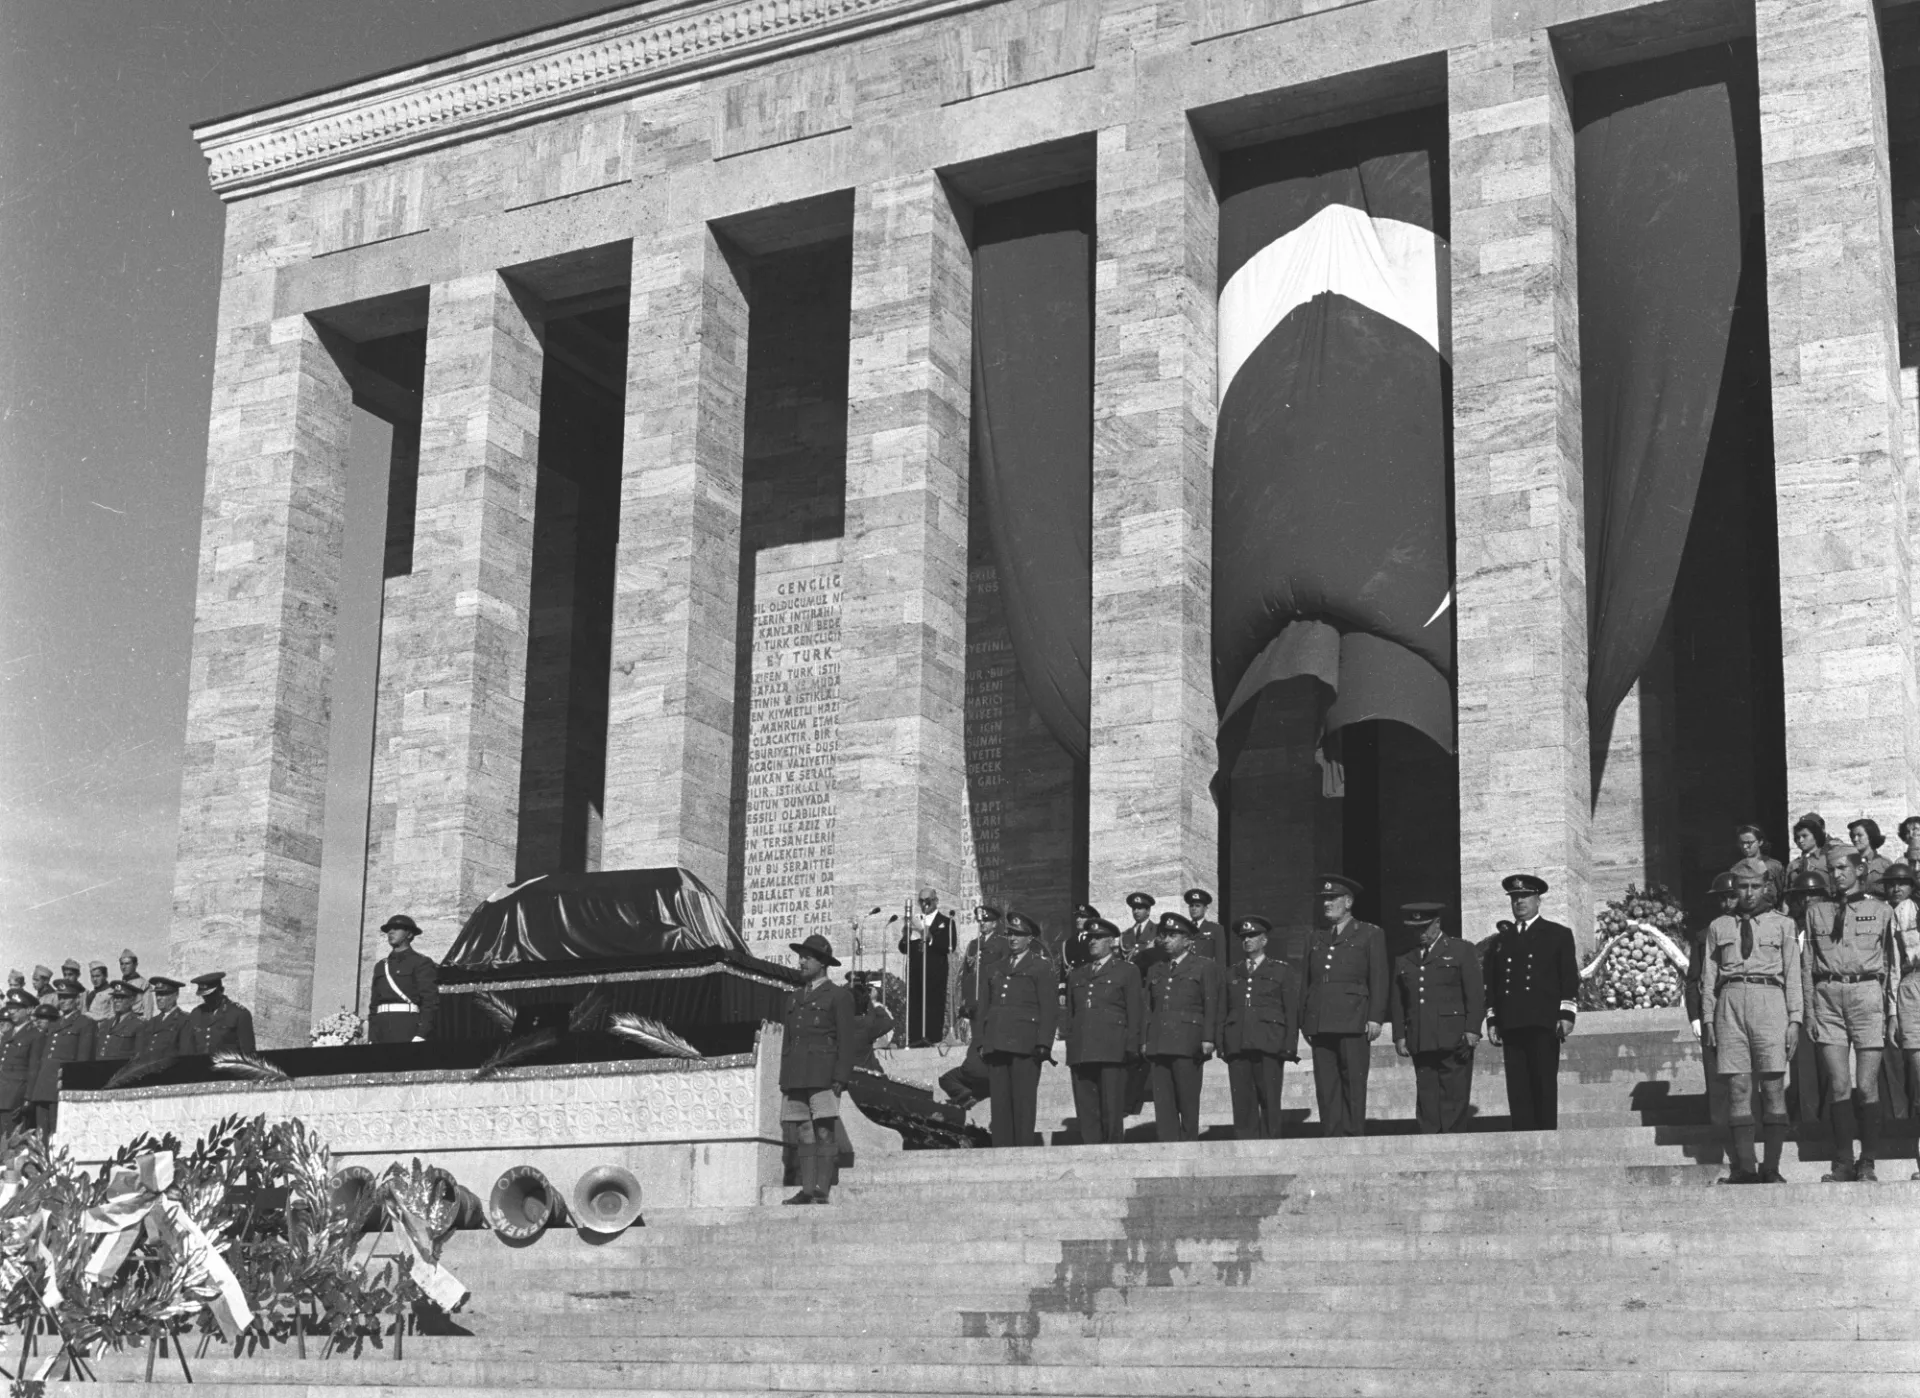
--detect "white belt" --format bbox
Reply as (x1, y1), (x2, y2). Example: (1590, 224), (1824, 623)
(372, 1004), (419, 1014)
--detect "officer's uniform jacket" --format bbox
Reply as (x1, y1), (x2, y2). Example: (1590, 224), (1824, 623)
(1699, 910), (1802, 1027)
(1220, 954), (1302, 1059)
(1301, 918), (1389, 1036)
(132, 1006), (190, 1061)
(1804, 892), (1895, 1013)
(1144, 952), (1223, 1057)
(1192, 919), (1229, 966)
(1119, 921), (1157, 962)
(1389, 936), (1485, 1054)
(369, 945), (440, 1037)
(1483, 917), (1579, 1032)
(978, 948), (1060, 1056)
(960, 933), (1012, 1024)
(99, 1011), (143, 1060)
(0, 1021), (45, 1112)
(780, 979), (857, 1092)
(185, 998), (256, 1055)
(1064, 955), (1144, 1065)
(32, 1011), (95, 1101)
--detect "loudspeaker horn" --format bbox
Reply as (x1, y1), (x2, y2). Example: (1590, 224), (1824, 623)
(570, 1164), (643, 1234)
(487, 1164), (566, 1242)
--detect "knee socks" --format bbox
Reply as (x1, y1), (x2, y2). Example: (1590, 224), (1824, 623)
(1760, 1114), (1788, 1171)
(1829, 1096), (1859, 1167)
(1728, 1115), (1757, 1172)
(1857, 1092), (1883, 1165)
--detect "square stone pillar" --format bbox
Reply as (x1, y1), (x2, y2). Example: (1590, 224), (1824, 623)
(170, 307), (351, 1048)
(1757, 0), (1920, 818)
(1087, 118), (1220, 914)
(601, 228), (749, 889)
(831, 173), (972, 928)
(1449, 34), (1591, 945)
(366, 273), (543, 956)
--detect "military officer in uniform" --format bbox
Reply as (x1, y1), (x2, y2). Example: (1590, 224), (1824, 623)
(1302, 874), (1388, 1137)
(0, 989), (45, 1134)
(1389, 903), (1484, 1134)
(978, 912), (1059, 1148)
(1143, 913), (1223, 1142)
(1183, 889), (1230, 966)
(1483, 873), (1580, 1131)
(32, 982), (97, 1136)
(1121, 893), (1158, 962)
(780, 933), (856, 1204)
(1805, 849), (1895, 1181)
(97, 982), (144, 1060)
(132, 976), (191, 1062)
(184, 972), (256, 1055)
(367, 913), (439, 1043)
(1064, 918), (1143, 1144)
(942, 907), (1007, 1108)
(1063, 903), (1101, 969)
(1220, 915), (1301, 1139)
(1701, 869), (1802, 1183)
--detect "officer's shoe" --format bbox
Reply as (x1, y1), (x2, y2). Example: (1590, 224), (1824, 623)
(1855, 1159), (1878, 1182)
(1820, 1162), (1858, 1183)
(782, 1189), (818, 1205)
(1755, 1165), (1784, 1184)
(1717, 1167), (1758, 1186)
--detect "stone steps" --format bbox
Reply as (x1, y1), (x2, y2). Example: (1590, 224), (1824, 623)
(58, 1381), (1920, 1398)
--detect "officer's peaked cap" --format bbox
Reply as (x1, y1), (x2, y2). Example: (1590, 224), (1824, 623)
(1157, 911), (1197, 936)
(191, 971), (226, 990)
(1005, 912), (1041, 938)
(1087, 918), (1119, 939)
(1074, 903), (1100, 921)
(109, 980), (137, 997)
(1183, 888), (1213, 906)
(52, 978), (82, 997)
(975, 904), (1002, 922)
(148, 976), (185, 992)
(32, 1004), (58, 1021)
(1399, 901), (1446, 922)
(1502, 873), (1549, 896)
(4, 989), (35, 1010)
(1315, 873), (1363, 899)
(1233, 915), (1272, 936)
(1125, 892), (1156, 911)
(788, 934), (840, 967)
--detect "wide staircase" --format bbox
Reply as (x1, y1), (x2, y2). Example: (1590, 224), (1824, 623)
(57, 1010), (1920, 1396)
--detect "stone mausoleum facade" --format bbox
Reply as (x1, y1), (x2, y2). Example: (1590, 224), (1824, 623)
(173, 0), (1920, 1046)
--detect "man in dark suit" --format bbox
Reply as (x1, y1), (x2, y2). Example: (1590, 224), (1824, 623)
(1064, 919), (1143, 1144)
(368, 913), (440, 1043)
(131, 976), (191, 1062)
(1220, 915), (1302, 1139)
(1389, 902), (1484, 1133)
(1483, 872), (1581, 1130)
(1143, 913), (1223, 1142)
(898, 887), (957, 1045)
(978, 913), (1059, 1147)
(1183, 889), (1231, 966)
(780, 933), (857, 1204)
(1302, 874), (1389, 1137)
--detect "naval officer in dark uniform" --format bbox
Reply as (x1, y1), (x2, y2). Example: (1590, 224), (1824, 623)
(1389, 903), (1484, 1133)
(1483, 873), (1580, 1130)
(184, 972), (257, 1055)
(131, 976), (191, 1062)
(978, 912), (1059, 1147)
(1220, 915), (1301, 1139)
(1302, 874), (1388, 1137)
(368, 913), (440, 1043)
(1143, 913), (1223, 1141)
(1065, 918), (1143, 1144)
(780, 933), (856, 1204)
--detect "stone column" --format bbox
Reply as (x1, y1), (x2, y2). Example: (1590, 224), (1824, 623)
(601, 228), (749, 890)
(1087, 118), (1219, 914)
(366, 272), (543, 959)
(831, 173), (972, 929)
(1449, 34), (1591, 944)
(170, 306), (351, 1048)
(1757, 0), (1919, 818)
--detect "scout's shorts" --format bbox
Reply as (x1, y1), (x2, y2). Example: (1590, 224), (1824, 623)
(1896, 973), (1920, 1050)
(1810, 978), (1884, 1046)
(780, 1088), (841, 1123)
(1714, 982), (1790, 1074)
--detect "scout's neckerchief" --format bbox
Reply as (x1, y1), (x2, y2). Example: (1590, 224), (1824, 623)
(376, 1163), (468, 1312)
(80, 1151), (254, 1341)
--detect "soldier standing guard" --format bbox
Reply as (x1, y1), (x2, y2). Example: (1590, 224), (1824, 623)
(780, 934), (856, 1204)
(1700, 870), (1802, 1183)
(1483, 874), (1579, 1131)
(978, 913), (1059, 1148)
(1389, 903), (1484, 1134)
(184, 972), (256, 1054)
(131, 977), (190, 1061)
(1143, 913), (1222, 1142)
(1301, 874), (1387, 1138)
(368, 914), (439, 1043)
(98, 982), (144, 1060)
(0, 990), (45, 1134)
(1064, 919), (1143, 1144)
(1805, 849), (1895, 1181)
(1220, 916), (1301, 1139)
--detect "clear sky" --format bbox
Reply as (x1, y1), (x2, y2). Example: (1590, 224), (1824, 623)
(0, 1), (618, 999)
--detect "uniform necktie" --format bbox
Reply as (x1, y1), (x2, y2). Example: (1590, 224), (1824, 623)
(1739, 916), (1754, 960)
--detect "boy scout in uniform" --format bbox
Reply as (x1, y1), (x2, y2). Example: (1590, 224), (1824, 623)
(1689, 872), (1742, 1127)
(185, 972), (256, 1054)
(84, 962), (115, 1021)
(780, 934), (856, 1204)
(1389, 903), (1484, 1134)
(132, 977), (190, 1061)
(0, 990), (45, 1133)
(98, 982), (144, 1060)
(1805, 849), (1895, 1180)
(978, 913), (1059, 1148)
(1143, 914), (1222, 1141)
(1064, 919), (1143, 1144)
(1700, 870), (1802, 1183)
(1220, 916), (1301, 1139)
(1483, 873), (1580, 1131)
(1887, 864), (1920, 1177)
(1302, 874), (1388, 1137)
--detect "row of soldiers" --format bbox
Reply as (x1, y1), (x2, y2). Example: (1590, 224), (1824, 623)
(0, 970), (255, 1136)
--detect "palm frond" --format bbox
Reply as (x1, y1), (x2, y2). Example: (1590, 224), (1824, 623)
(607, 1012), (701, 1059)
(210, 1049), (292, 1084)
(470, 1026), (559, 1081)
(104, 1055), (178, 1090)
(471, 990), (517, 1034)
(567, 986), (613, 1034)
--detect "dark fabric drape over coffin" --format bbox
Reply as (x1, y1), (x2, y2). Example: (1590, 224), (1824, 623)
(969, 186), (1096, 760)
(1576, 47), (1757, 760)
(1213, 111), (1453, 766)
(441, 868), (746, 965)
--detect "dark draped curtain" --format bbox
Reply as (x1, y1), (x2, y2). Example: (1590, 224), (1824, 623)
(1577, 46), (1757, 768)
(969, 186), (1095, 759)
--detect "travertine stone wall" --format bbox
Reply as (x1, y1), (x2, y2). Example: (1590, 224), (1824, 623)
(831, 173), (971, 927)
(602, 228), (750, 890)
(366, 273), (544, 952)
(170, 310), (352, 1048)
(1448, 33), (1591, 944)
(1757, 0), (1920, 820)
(1087, 118), (1219, 913)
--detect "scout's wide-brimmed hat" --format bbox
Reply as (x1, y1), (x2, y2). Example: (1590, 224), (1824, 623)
(788, 934), (840, 967)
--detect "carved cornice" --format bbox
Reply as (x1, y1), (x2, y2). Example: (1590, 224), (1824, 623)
(193, 0), (992, 200)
